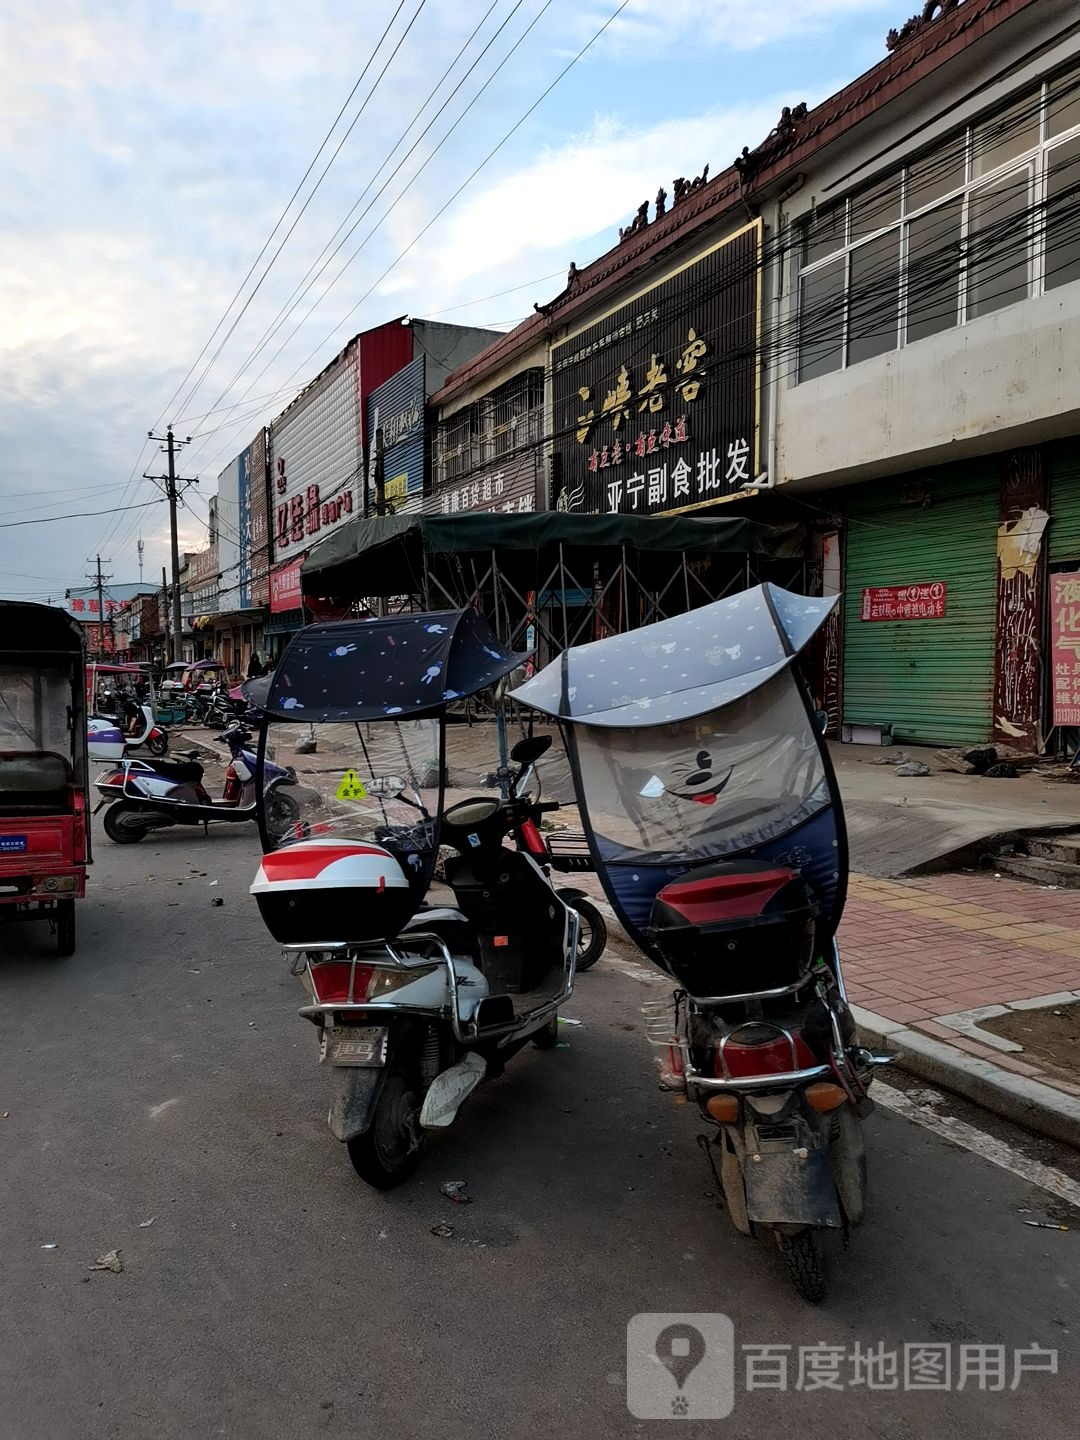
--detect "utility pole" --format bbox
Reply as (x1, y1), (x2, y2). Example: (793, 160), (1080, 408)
(137, 536), (144, 584)
(146, 426), (197, 663)
(87, 554), (111, 661)
(161, 566), (170, 662)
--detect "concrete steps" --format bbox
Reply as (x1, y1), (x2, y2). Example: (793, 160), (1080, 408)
(992, 832), (1080, 887)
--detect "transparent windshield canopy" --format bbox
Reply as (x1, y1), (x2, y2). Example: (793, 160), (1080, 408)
(263, 717), (442, 886)
(0, 665), (80, 784)
(571, 670), (828, 868)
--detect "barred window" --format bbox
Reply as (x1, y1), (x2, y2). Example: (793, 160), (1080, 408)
(796, 61), (1080, 382)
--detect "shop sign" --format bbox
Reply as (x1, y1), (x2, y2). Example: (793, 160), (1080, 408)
(426, 454), (537, 516)
(270, 557), (305, 614)
(1050, 571), (1080, 726)
(550, 222), (761, 517)
(861, 583), (947, 622)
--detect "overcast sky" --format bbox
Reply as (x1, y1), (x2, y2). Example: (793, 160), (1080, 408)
(0, 0), (896, 598)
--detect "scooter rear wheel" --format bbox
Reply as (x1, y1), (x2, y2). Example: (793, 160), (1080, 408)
(102, 801), (150, 845)
(776, 1228), (827, 1304)
(265, 789), (301, 840)
(147, 733), (168, 757)
(346, 1066), (422, 1189)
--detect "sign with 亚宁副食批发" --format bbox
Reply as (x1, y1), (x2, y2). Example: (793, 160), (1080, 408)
(860, 583), (947, 622)
(1050, 571), (1080, 726)
(550, 222), (762, 517)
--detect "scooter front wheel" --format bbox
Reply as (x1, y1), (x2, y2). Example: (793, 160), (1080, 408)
(346, 1065), (422, 1189)
(776, 1228), (827, 1304)
(565, 894), (607, 971)
(265, 788), (301, 840)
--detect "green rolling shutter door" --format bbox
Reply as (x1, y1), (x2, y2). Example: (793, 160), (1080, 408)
(1047, 438), (1080, 565)
(842, 463), (998, 746)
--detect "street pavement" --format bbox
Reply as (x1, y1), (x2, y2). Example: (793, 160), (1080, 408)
(1, 824), (1077, 1439)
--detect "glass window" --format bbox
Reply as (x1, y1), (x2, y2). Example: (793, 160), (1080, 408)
(850, 176), (901, 241)
(798, 258), (845, 382)
(1045, 134), (1080, 292)
(972, 93), (1040, 178)
(907, 136), (967, 211)
(1049, 68), (1080, 138)
(803, 203), (846, 265)
(906, 197), (963, 343)
(847, 230), (901, 365)
(967, 168), (1032, 318)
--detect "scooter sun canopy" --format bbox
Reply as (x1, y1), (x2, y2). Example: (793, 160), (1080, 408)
(512, 584), (837, 726)
(262, 608), (527, 723)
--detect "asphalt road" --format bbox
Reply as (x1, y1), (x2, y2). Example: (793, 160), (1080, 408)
(0, 823), (1076, 1439)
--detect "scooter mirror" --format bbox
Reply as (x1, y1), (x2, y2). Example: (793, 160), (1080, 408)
(510, 734), (552, 766)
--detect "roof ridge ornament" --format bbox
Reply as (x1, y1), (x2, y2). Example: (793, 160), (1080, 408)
(886, 0), (963, 53)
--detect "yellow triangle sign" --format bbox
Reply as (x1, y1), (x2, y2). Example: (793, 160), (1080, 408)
(335, 768), (368, 801)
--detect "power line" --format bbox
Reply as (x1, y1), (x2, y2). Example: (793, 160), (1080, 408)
(171, 0), (430, 427)
(177, 0), (533, 437)
(0, 499), (165, 529)
(157, 0), (417, 430)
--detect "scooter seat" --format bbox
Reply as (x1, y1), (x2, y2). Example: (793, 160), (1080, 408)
(145, 757), (204, 783)
(399, 906), (480, 963)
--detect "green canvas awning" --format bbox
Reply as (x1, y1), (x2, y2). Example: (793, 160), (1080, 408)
(301, 511), (803, 597)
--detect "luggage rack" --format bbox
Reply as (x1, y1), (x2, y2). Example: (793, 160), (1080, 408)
(546, 829), (594, 873)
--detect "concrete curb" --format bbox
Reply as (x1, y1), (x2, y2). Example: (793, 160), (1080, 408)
(852, 1003), (1080, 1151)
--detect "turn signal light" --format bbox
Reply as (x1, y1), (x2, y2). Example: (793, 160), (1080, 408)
(805, 1082), (848, 1113)
(706, 1095), (739, 1124)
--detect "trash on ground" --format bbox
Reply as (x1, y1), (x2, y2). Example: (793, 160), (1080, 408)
(208, 880), (219, 887)
(895, 761), (931, 777)
(90, 1249), (123, 1273)
(556, 1042), (571, 1049)
(211, 898), (224, 907)
(138, 1218), (156, 1228)
(1022, 1220), (1070, 1231)
(440, 1180), (471, 1204)
(41, 1243), (58, 1250)
(872, 750), (910, 766)
(558, 1017), (583, 1026)
(430, 1222), (454, 1238)
(985, 761), (1019, 778)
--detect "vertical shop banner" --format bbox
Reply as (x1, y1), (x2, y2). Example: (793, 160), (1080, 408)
(1050, 571), (1080, 726)
(550, 222), (761, 517)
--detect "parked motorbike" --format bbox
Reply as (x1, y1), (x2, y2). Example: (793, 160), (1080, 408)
(506, 734), (607, 971)
(249, 609), (578, 1189)
(88, 701), (168, 762)
(93, 722), (299, 843)
(512, 583), (894, 1302)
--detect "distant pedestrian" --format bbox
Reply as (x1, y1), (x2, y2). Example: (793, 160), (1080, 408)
(247, 651), (265, 679)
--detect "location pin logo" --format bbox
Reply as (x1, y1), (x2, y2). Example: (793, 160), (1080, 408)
(656, 1323), (706, 1413)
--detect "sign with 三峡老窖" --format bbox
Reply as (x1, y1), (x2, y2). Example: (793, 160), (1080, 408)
(860, 583), (947, 622)
(550, 222), (762, 518)
(1050, 571), (1080, 726)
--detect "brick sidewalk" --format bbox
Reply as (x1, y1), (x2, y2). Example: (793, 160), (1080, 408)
(841, 873), (1080, 1099)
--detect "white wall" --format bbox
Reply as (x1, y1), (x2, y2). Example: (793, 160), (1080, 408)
(777, 281), (1080, 488)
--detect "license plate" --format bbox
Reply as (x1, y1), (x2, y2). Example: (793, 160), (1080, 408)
(0, 836), (27, 853)
(324, 1025), (388, 1067)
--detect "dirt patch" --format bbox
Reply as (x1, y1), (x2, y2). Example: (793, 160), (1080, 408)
(980, 1001), (1080, 1088)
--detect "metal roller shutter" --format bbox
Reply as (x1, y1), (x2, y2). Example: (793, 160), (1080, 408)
(1047, 438), (1080, 564)
(842, 462), (998, 746)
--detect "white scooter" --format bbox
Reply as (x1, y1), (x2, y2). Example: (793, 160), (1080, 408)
(88, 703), (168, 763)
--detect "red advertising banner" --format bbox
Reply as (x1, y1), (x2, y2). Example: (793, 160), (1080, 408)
(861, 582), (947, 622)
(1050, 571), (1080, 726)
(270, 557), (305, 613)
